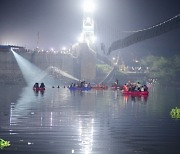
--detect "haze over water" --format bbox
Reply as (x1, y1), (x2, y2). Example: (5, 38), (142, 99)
(0, 84), (180, 154)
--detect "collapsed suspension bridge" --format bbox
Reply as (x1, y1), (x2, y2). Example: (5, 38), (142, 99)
(99, 14), (180, 83)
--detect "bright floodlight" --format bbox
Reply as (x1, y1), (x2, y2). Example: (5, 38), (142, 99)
(83, 0), (95, 13)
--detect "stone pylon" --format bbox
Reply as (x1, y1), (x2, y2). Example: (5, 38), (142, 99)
(79, 43), (96, 82)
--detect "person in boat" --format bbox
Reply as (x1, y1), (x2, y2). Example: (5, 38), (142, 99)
(70, 83), (73, 88)
(144, 85), (148, 91)
(33, 83), (39, 88)
(131, 83), (136, 91)
(84, 83), (88, 87)
(115, 79), (119, 85)
(88, 83), (91, 88)
(40, 82), (45, 88)
(141, 86), (144, 92)
(101, 82), (106, 88)
(137, 82), (141, 91)
(122, 84), (128, 91)
(80, 81), (83, 87)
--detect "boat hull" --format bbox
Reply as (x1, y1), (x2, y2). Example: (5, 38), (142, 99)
(33, 87), (45, 91)
(92, 86), (108, 90)
(68, 87), (91, 91)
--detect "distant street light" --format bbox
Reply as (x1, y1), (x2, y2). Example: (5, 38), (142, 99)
(62, 47), (66, 50)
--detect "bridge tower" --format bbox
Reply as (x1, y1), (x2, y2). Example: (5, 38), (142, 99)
(76, 0), (96, 82)
(78, 0), (96, 44)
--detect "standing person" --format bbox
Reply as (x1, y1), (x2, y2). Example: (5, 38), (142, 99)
(144, 85), (148, 91)
(137, 82), (141, 91)
(116, 79), (119, 85)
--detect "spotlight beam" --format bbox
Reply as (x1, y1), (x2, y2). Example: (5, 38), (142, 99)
(11, 47), (48, 85)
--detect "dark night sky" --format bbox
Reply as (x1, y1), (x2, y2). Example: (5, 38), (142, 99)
(0, 0), (180, 55)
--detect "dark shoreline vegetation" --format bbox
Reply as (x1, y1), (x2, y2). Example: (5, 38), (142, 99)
(139, 54), (180, 84)
(97, 54), (180, 85)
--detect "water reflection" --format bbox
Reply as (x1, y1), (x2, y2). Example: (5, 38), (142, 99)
(122, 95), (148, 103)
(33, 89), (45, 96)
(10, 85), (45, 125)
(1, 86), (180, 154)
(78, 118), (94, 154)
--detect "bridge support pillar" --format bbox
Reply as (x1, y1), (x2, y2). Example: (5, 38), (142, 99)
(79, 43), (96, 82)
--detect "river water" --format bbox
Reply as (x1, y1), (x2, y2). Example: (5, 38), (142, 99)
(0, 84), (180, 154)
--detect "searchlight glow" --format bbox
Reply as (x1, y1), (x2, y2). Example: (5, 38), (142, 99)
(83, 0), (95, 13)
(11, 47), (48, 85)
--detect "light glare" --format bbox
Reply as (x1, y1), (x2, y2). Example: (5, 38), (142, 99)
(83, 0), (95, 13)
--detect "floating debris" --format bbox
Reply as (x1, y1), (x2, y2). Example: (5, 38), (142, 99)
(170, 107), (180, 119)
(0, 138), (11, 149)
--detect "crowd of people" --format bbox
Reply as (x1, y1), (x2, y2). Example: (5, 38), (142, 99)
(69, 81), (91, 88)
(122, 81), (148, 92)
(32, 81), (148, 92)
(68, 81), (108, 89)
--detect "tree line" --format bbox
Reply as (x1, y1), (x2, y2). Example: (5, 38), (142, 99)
(140, 54), (180, 84)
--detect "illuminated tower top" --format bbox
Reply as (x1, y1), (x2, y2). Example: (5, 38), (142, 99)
(79, 0), (96, 44)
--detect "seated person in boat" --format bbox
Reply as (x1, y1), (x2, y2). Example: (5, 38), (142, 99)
(141, 86), (144, 92)
(101, 82), (107, 88)
(131, 83), (137, 91)
(144, 85), (148, 91)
